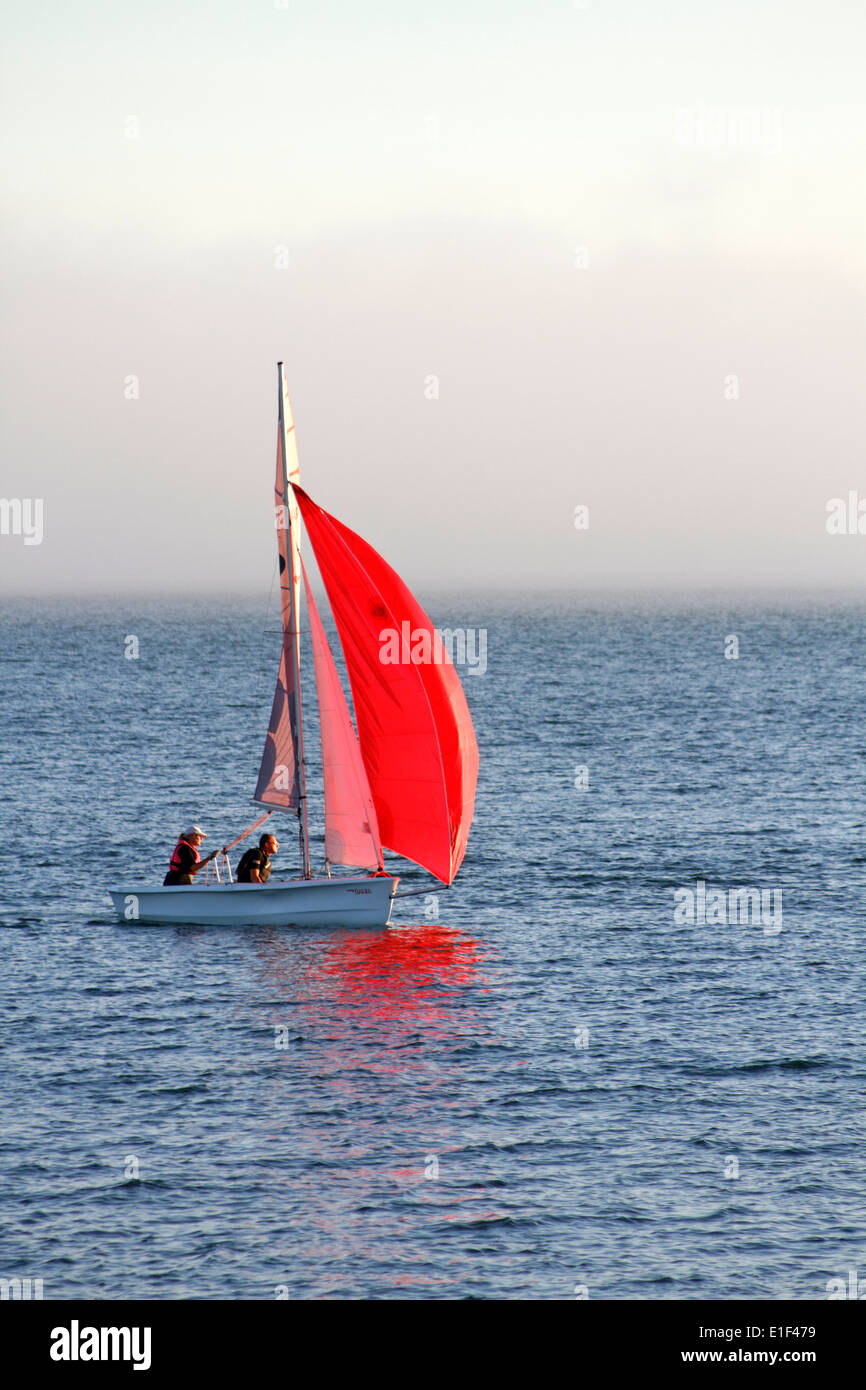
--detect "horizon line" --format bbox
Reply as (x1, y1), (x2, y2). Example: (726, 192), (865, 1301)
(3, 583), (866, 604)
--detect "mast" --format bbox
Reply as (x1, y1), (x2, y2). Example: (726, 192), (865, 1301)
(277, 362), (312, 878)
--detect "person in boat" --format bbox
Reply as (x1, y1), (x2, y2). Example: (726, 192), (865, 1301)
(163, 825), (225, 885)
(236, 833), (279, 884)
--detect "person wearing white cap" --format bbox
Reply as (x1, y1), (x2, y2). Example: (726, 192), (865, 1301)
(163, 825), (227, 886)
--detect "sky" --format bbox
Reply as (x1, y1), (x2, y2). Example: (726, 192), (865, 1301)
(1, 0), (865, 594)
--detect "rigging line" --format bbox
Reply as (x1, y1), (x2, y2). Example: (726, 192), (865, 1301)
(393, 885), (450, 899)
(224, 812), (273, 853)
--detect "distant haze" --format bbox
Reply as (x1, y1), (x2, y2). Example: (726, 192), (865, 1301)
(2, 1), (865, 596)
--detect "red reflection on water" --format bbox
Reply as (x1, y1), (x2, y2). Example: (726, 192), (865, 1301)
(247, 923), (505, 1242)
(317, 923), (488, 1020)
(253, 922), (490, 1025)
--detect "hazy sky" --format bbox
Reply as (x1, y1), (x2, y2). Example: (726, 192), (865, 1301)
(2, 0), (865, 594)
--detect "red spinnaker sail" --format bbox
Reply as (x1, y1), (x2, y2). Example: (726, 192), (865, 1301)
(293, 486), (478, 884)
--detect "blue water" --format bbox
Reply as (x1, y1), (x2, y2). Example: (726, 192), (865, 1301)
(1, 593), (865, 1299)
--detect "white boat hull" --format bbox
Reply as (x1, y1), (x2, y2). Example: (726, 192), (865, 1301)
(107, 874), (400, 928)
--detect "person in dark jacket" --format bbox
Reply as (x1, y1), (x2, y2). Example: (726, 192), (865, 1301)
(236, 833), (279, 883)
(163, 825), (226, 885)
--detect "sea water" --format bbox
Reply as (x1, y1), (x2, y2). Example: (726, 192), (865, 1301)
(1, 593), (864, 1299)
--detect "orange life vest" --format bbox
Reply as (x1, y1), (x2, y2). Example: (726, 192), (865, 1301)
(169, 839), (200, 873)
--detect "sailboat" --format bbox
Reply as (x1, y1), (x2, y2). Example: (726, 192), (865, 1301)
(107, 365), (478, 928)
